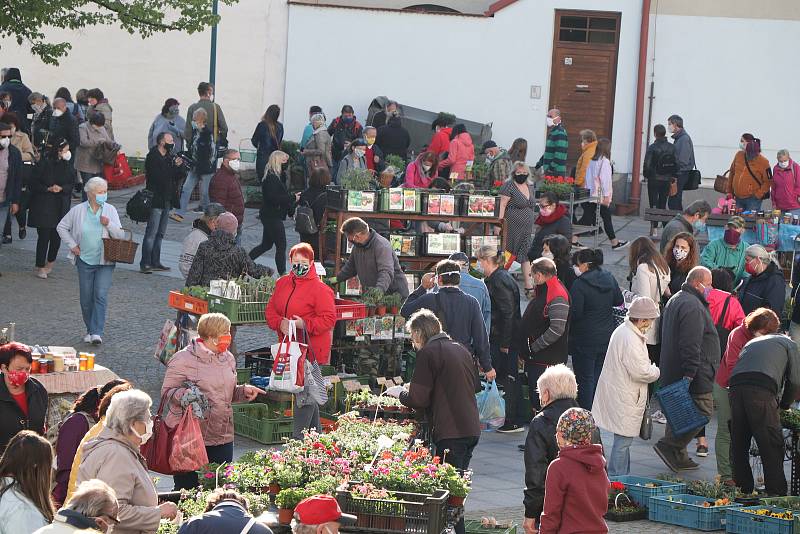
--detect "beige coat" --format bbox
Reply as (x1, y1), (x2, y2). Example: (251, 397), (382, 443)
(88, 102), (114, 140)
(629, 262), (670, 345)
(592, 319), (660, 437)
(76, 427), (161, 534)
(75, 123), (112, 174)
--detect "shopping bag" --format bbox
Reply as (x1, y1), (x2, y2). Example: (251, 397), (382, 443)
(103, 152), (132, 186)
(169, 409), (209, 472)
(141, 389), (179, 474)
(301, 329), (328, 406)
(268, 321), (307, 393)
(476, 381), (505, 430)
(154, 320), (179, 366)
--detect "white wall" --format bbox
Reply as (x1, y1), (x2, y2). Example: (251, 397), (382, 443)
(646, 13), (800, 175)
(0, 0), (289, 157)
(284, 0), (643, 172)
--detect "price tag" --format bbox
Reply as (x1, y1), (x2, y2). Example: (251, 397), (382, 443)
(376, 377), (387, 386)
(343, 380), (361, 393)
(355, 336), (365, 342)
(360, 385), (371, 392)
(328, 375), (341, 384)
(394, 376), (404, 385)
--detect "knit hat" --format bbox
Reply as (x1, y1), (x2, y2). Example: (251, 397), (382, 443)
(628, 296), (660, 320)
(727, 216), (745, 229)
(216, 212), (238, 235)
(556, 407), (596, 446)
(481, 140), (498, 151)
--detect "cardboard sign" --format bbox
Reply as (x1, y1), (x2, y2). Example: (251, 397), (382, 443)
(376, 377), (387, 386)
(343, 380), (362, 393)
(360, 385), (371, 392)
(394, 376), (404, 384)
(328, 375), (341, 384)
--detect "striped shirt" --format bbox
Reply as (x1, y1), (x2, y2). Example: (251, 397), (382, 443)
(540, 124), (568, 176)
(529, 295), (570, 353)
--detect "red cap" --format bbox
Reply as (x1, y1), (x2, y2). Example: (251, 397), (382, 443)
(294, 495), (357, 525)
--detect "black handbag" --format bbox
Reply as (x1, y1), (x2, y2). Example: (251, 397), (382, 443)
(640, 395), (653, 440)
(125, 189), (154, 223)
(684, 167), (702, 191)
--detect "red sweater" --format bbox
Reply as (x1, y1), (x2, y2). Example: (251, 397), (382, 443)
(716, 325), (753, 388)
(539, 445), (609, 534)
(209, 166), (245, 224)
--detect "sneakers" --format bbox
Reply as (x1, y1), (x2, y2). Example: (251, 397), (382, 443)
(151, 265), (171, 272)
(571, 241), (587, 250)
(1, 235), (10, 244)
(83, 334), (93, 344)
(676, 458), (700, 470)
(652, 410), (667, 424)
(169, 213), (184, 223)
(611, 241), (630, 250)
(654, 443), (699, 472)
(191, 207), (205, 214)
(18, 227), (26, 240)
(44, 261), (55, 274)
(139, 266), (153, 274)
(90, 335), (102, 345)
(696, 444), (709, 457)
(497, 423), (524, 433)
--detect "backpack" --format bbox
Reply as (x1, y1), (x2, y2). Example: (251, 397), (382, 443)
(655, 149), (678, 176)
(294, 193), (326, 235)
(126, 189), (154, 223)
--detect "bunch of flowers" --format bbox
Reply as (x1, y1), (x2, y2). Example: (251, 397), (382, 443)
(539, 175), (576, 199)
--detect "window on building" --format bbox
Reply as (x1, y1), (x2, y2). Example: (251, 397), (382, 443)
(558, 14), (617, 44)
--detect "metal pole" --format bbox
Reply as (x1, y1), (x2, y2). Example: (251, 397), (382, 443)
(209, 0), (219, 86)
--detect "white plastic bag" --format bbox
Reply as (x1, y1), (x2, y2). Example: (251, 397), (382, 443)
(268, 321), (307, 393)
(476, 381), (505, 430)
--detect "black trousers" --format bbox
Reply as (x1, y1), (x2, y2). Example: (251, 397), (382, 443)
(730, 384), (787, 495)
(436, 436), (479, 534)
(582, 202), (616, 240)
(3, 190), (29, 236)
(172, 441), (234, 490)
(249, 217), (287, 275)
(647, 178), (671, 229)
(35, 227), (61, 267)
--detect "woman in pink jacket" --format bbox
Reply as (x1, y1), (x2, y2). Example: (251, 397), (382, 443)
(404, 151), (439, 188)
(771, 149), (800, 215)
(161, 313), (264, 490)
(438, 124), (474, 181)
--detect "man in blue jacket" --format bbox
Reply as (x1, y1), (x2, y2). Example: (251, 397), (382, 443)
(449, 252), (491, 334)
(401, 259), (495, 383)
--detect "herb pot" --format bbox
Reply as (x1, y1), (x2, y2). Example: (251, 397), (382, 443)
(448, 495), (465, 507)
(278, 508), (294, 524)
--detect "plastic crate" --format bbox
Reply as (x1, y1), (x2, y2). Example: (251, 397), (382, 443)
(335, 299), (368, 321)
(336, 482), (448, 534)
(655, 379), (710, 436)
(231, 403), (293, 444)
(726, 506), (795, 534)
(648, 494), (740, 531)
(464, 520), (517, 533)
(759, 498), (800, 533)
(207, 295), (267, 325)
(236, 368), (252, 385)
(167, 291), (209, 315)
(609, 476), (687, 508)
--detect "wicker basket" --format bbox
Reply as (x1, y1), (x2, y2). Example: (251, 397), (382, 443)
(102, 229), (139, 264)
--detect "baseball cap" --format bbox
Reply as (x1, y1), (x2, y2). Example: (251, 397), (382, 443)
(727, 216), (745, 229)
(294, 495), (357, 525)
(481, 140), (497, 151)
(448, 252), (469, 265)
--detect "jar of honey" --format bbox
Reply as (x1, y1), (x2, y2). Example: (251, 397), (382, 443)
(79, 357), (88, 371)
(38, 360), (50, 373)
(30, 359), (40, 373)
(86, 354), (95, 370)
(52, 355), (64, 373)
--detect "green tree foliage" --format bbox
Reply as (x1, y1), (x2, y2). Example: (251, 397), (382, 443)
(0, 0), (238, 65)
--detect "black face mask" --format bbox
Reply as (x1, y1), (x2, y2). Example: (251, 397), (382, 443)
(513, 174), (529, 184)
(163, 143), (174, 153)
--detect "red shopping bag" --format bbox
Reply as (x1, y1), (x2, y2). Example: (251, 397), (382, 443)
(169, 409), (208, 472)
(103, 153), (132, 187)
(140, 390), (178, 475)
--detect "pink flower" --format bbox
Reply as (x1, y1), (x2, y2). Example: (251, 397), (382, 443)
(204, 473), (214, 479)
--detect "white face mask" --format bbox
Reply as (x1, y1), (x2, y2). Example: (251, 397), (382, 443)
(62, 150), (72, 161)
(0, 138), (10, 149)
(422, 164), (432, 172)
(739, 141), (746, 151)
(572, 265), (582, 277)
(673, 247), (689, 261)
(131, 419), (154, 445)
(546, 117), (556, 127)
(542, 251), (554, 260)
(228, 159), (241, 171)
(354, 149), (366, 158)
(52, 109), (64, 118)
(779, 160), (790, 169)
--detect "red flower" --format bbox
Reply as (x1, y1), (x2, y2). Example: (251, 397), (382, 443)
(493, 180), (503, 187)
(432, 456), (441, 465)
(610, 482), (625, 491)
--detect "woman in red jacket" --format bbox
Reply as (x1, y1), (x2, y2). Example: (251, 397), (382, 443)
(265, 243), (336, 438)
(438, 124), (474, 181)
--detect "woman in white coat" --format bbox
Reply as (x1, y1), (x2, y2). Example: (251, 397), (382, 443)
(592, 296), (661, 476)
(628, 237), (671, 365)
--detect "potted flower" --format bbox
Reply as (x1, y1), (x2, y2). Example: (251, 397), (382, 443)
(361, 287), (384, 316)
(275, 487), (310, 524)
(605, 481), (647, 522)
(271, 465), (303, 494)
(383, 293), (402, 315)
(538, 175), (576, 200)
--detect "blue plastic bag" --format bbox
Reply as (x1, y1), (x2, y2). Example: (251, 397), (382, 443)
(476, 381), (505, 431)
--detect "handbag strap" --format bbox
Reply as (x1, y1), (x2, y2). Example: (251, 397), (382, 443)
(239, 517), (257, 534)
(716, 294), (732, 329)
(743, 154), (764, 189)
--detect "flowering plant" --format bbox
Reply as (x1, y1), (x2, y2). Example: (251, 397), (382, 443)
(539, 175), (576, 199)
(197, 463), (226, 490)
(224, 462), (271, 490)
(350, 482), (397, 501)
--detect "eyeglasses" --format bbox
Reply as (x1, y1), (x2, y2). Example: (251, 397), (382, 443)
(538, 203), (552, 209)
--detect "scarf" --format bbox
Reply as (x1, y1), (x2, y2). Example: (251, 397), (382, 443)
(535, 203), (567, 226)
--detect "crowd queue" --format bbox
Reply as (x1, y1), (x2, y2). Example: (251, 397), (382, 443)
(3, 65), (800, 534)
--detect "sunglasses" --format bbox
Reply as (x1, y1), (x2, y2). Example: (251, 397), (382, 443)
(0, 135), (11, 139)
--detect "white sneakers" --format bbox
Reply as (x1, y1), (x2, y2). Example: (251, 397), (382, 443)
(36, 268), (47, 279)
(91, 335), (102, 345)
(83, 334), (92, 343)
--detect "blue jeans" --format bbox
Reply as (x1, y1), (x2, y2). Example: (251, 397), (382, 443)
(572, 349), (605, 410)
(736, 196), (762, 213)
(76, 258), (114, 336)
(178, 171), (213, 215)
(608, 434), (634, 476)
(140, 207), (170, 268)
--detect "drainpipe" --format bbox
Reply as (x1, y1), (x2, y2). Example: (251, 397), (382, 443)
(209, 0), (219, 86)
(629, 0), (652, 211)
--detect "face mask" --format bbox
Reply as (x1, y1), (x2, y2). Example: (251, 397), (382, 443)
(163, 143), (174, 153)
(62, 150), (71, 161)
(5, 369), (29, 388)
(52, 109), (64, 118)
(745, 259), (758, 275)
(168, 106), (180, 116)
(228, 159), (241, 171)
(539, 206), (554, 217)
(131, 419), (154, 445)
(95, 193), (108, 204)
(693, 219), (706, 232)
(514, 173), (529, 184)
(343, 116), (354, 123)
(365, 137), (376, 146)
(673, 247), (689, 261)
(292, 262), (311, 277)
(699, 283), (712, 299)
(32, 104), (44, 113)
(542, 251), (554, 260)
(192, 121), (199, 129)
(573, 265), (582, 277)
(546, 117), (556, 127)
(422, 164), (432, 172)
(779, 161), (790, 169)
(724, 228), (741, 246)
(739, 141), (746, 151)
(215, 333), (232, 353)
(354, 149), (365, 158)
(0, 138), (9, 149)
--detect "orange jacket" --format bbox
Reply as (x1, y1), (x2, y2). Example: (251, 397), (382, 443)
(575, 141), (596, 187)
(729, 151), (771, 199)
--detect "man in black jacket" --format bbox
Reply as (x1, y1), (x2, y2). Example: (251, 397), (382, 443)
(401, 259), (495, 383)
(141, 132), (182, 273)
(643, 124), (678, 236)
(178, 488), (273, 534)
(376, 116), (411, 160)
(0, 68), (32, 133)
(0, 122), (23, 274)
(49, 97), (80, 154)
(654, 266), (719, 472)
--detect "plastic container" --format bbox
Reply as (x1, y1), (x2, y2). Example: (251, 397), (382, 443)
(207, 295), (267, 325)
(236, 368), (252, 385)
(460, 194), (500, 218)
(608, 476), (687, 509)
(336, 482), (448, 534)
(231, 403), (293, 445)
(423, 192), (458, 216)
(725, 506), (795, 534)
(379, 188), (421, 213)
(389, 234), (421, 257)
(168, 290), (209, 315)
(423, 233), (462, 256)
(655, 379), (710, 436)
(759, 498), (800, 533)
(335, 299), (368, 321)
(326, 187), (378, 213)
(647, 493), (740, 531)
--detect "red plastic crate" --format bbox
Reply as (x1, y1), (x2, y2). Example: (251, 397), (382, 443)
(335, 298), (367, 321)
(168, 290), (209, 315)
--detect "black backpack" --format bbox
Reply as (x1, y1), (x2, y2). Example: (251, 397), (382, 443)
(655, 149), (678, 176)
(126, 189), (154, 223)
(294, 193), (326, 234)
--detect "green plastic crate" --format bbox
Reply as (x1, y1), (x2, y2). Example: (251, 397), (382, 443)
(236, 368), (252, 385)
(207, 295), (267, 325)
(232, 403), (293, 444)
(464, 520), (517, 534)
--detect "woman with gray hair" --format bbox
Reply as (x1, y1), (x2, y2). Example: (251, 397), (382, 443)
(771, 149), (800, 214)
(737, 244), (786, 315)
(36, 479), (119, 533)
(302, 113), (332, 175)
(76, 390), (178, 534)
(57, 177), (125, 345)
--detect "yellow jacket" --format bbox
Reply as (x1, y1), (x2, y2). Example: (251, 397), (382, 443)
(65, 417), (104, 502)
(575, 141), (597, 187)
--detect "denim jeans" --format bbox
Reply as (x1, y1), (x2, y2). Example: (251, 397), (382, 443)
(178, 171), (213, 215)
(572, 349), (605, 410)
(76, 258), (114, 336)
(608, 434), (634, 476)
(173, 441), (234, 490)
(0, 202), (9, 249)
(735, 196), (762, 213)
(140, 208), (170, 268)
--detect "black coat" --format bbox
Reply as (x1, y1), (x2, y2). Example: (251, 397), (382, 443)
(643, 137), (677, 180)
(527, 214), (573, 261)
(30, 108), (53, 148)
(298, 185), (327, 227)
(27, 156), (74, 228)
(49, 113), (80, 152)
(0, 144), (23, 204)
(484, 268), (521, 349)
(738, 262), (786, 316)
(145, 146), (181, 209)
(189, 126), (215, 175)
(0, 72), (32, 133)
(376, 123), (411, 159)
(569, 268), (624, 352)
(0, 376), (48, 454)
(260, 169), (294, 220)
